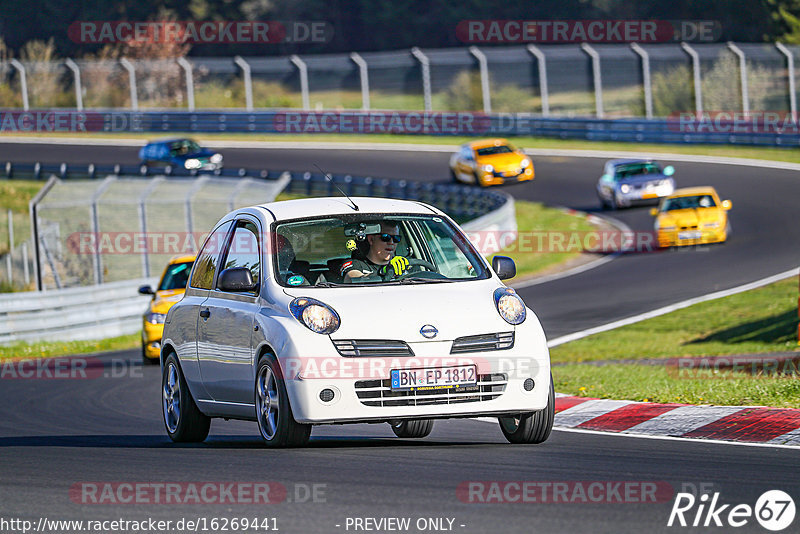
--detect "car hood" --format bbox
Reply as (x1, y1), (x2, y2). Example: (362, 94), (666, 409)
(476, 152), (526, 171)
(281, 279), (514, 341)
(151, 289), (186, 314)
(658, 208), (723, 227)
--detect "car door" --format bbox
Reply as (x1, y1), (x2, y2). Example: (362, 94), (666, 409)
(173, 220), (232, 400)
(196, 216), (262, 404)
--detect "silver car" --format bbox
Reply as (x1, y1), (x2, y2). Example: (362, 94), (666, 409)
(596, 159), (675, 210)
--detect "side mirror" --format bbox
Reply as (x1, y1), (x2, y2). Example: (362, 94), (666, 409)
(491, 256), (516, 281)
(663, 165), (675, 176)
(218, 267), (258, 293)
(650, 208), (659, 217)
(601, 174), (612, 182)
(721, 199), (732, 210)
(138, 285), (155, 296)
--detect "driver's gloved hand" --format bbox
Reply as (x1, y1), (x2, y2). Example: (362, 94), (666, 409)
(381, 256), (409, 276)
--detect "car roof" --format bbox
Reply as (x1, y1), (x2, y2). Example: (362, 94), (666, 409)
(145, 138), (196, 146)
(256, 196), (441, 222)
(668, 186), (717, 197)
(608, 159), (656, 166)
(167, 254), (197, 264)
(467, 138), (511, 150)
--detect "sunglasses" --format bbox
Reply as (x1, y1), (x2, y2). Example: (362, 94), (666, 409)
(377, 233), (402, 244)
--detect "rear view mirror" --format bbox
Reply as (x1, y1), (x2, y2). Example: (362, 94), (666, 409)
(218, 267), (258, 293)
(138, 285), (155, 295)
(344, 223), (382, 239)
(663, 165), (675, 176)
(492, 256), (516, 280)
(721, 199), (732, 210)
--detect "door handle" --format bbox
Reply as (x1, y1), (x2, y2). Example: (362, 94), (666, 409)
(199, 309), (210, 319)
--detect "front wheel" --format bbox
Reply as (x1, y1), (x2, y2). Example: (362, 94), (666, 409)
(390, 419), (434, 438)
(255, 356), (311, 448)
(162, 354), (210, 442)
(498, 375), (554, 444)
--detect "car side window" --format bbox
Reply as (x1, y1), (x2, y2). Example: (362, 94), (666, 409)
(190, 221), (233, 290)
(220, 220), (261, 292)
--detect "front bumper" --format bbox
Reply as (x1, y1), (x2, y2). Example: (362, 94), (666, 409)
(657, 227), (726, 247)
(614, 187), (673, 207)
(480, 167), (534, 186)
(142, 321), (164, 360)
(279, 325), (551, 424)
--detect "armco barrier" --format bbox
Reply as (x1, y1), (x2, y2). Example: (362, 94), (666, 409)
(0, 278), (155, 344)
(3, 110), (800, 146)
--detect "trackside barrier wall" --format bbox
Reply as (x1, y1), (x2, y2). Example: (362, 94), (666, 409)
(2, 110), (799, 146)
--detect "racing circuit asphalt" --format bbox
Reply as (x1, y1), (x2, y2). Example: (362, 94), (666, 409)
(1, 141), (799, 533)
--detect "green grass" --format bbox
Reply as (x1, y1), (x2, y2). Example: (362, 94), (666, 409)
(0, 333), (140, 360)
(0, 179), (39, 256)
(554, 363), (800, 409)
(551, 278), (799, 364)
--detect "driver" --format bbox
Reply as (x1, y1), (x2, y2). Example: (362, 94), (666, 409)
(341, 222), (409, 280)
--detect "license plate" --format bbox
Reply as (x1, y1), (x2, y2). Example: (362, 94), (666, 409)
(678, 231), (702, 240)
(390, 365), (477, 391)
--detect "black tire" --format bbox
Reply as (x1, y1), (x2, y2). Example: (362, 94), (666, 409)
(162, 353), (211, 442)
(391, 419), (434, 438)
(450, 168), (460, 183)
(498, 375), (555, 444)
(255, 355), (311, 448)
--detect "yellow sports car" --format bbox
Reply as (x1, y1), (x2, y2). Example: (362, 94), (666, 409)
(449, 139), (534, 186)
(651, 187), (732, 247)
(138, 255), (196, 363)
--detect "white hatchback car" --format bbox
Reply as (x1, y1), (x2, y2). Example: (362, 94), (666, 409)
(160, 197), (553, 447)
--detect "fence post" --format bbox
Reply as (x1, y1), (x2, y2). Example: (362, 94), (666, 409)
(468, 46), (492, 113)
(138, 177), (163, 279)
(9, 59), (29, 111)
(411, 47), (432, 112)
(630, 43), (653, 119)
(776, 43), (797, 122)
(29, 175), (58, 291)
(184, 177), (209, 246)
(681, 42), (703, 116)
(177, 57), (195, 111)
(22, 241), (29, 286)
(526, 45), (549, 116)
(90, 176), (117, 285)
(64, 58), (83, 111)
(350, 52), (370, 111)
(119, 58), (139, 111)
(580, 43), (603, 119)
(727, 42), (749, 114)
(234, 56), (253, 111)
(290, 55), (310, 110)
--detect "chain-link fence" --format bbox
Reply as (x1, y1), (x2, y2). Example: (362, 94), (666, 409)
(3, 43), (800, 117)
(31, 174), (289, 290)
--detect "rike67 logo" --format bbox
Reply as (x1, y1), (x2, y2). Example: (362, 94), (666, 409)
(668, 490), (795, 530)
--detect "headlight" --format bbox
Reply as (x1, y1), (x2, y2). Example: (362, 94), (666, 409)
(184, 158), (201, 169)
(210, 153), (223, 164)
(703, 222), (719, 228)
(620, 184), (631, 194)
(289, 297), (340, 334)
(493, 287), (526, 325)
(520, 158), (530, 168)
(146, 312), (166, 324)
(483, 164), (494, 173)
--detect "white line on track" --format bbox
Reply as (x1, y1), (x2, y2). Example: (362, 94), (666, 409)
(547, 267), (800, 347)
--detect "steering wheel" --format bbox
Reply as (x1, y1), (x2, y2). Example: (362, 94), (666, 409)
(382, 258), (442, 281)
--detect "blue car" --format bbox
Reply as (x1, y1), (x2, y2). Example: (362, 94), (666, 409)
(596, 159), (675, 210)
(139, 138), (223, 171)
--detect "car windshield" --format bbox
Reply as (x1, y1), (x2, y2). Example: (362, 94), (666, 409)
(614, 162), (662, 179)
(661, 195), (716, 211)
(476, 145), (513, 156)
(169, 140), (201, 156)
(273, 214), (489, 287)
(158, 261), (194, 291)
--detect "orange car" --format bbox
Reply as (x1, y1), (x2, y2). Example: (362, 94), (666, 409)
(449, 139), (534, 186)
(138, 255), (195, 363)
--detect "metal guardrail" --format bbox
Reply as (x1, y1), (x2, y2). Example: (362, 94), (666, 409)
(2, 110), (798, 146)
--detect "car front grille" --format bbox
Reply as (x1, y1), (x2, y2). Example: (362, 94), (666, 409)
(354, 373), (507, 407)
(450, 332), (514, 354)
(332, 339), (414, 358)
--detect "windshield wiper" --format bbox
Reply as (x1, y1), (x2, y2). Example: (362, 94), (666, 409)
(396, 277), (452, 285)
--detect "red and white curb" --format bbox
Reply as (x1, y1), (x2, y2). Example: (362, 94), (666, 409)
(553, 394), (800, 446)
